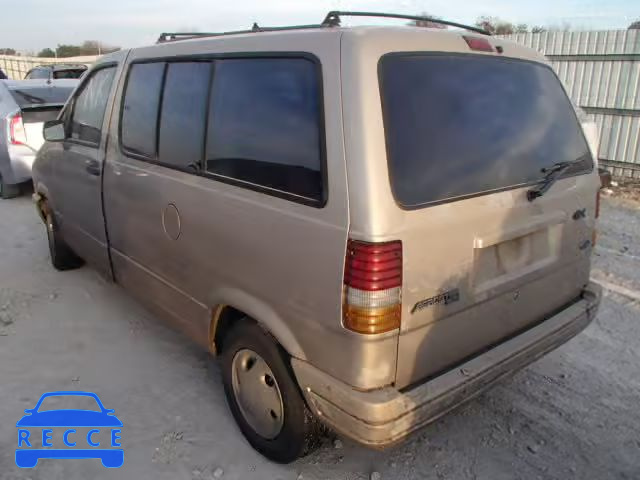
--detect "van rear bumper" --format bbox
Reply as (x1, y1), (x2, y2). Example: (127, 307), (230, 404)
(292, 282), (602, 448)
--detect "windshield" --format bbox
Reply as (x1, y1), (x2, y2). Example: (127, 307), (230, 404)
(379, 54), (592, 207)
(9, 85), (75, 107)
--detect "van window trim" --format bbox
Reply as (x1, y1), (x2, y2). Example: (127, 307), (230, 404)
(118, 52), (328, 209)
(377, 51), (594, 210)
(65, 62), (118, 149)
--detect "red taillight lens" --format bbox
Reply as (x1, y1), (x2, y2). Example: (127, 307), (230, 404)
(463, 35), (494, 52)
(343, 240), (402, 334)
(344, 241), (402, 291)
(9, 112), (27, 145)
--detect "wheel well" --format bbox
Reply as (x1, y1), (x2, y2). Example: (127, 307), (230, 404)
(211, 305), (255, 354)
(35, 194), (49, 223)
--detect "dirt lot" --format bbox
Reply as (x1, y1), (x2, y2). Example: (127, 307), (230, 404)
(0, 193), (638, 480)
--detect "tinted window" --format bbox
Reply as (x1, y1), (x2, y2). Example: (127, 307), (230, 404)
(8, 85), (76, 108)
(158, 62), (211, 170)
(53, 69), (86, 79)
(121, 62), (165, 157)
(380, 55), (592, 207)
(69, 67), (116, 145)
(206, 58), (323, 203)
(26, 69), (49, 80)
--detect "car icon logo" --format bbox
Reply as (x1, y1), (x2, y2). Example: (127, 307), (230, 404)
(15, 391), (123, 468)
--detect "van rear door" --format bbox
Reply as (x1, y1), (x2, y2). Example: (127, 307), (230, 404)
(378, 54), (599, 389)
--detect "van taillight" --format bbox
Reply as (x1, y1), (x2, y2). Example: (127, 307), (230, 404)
(343, 240), (402, 334)
(8, 112), (27, 145)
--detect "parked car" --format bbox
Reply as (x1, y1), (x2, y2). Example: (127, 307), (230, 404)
(0, 79), (78, 198)
(24, 64), (87, 81)
(32, 12), (602, 463)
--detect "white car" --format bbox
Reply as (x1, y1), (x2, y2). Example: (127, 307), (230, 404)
(0, 79), (78, 198)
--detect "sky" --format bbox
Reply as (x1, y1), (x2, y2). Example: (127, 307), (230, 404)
(3, 0), (638, 52)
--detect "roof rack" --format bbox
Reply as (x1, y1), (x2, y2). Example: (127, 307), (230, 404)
(157, 23), (324, 43)
(157, 10), (489, 43)
(158, 32), (218, 43)
(321, 11), (490, 35)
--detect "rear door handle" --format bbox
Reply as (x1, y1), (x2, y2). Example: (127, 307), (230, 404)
(85, 160), (101, 176)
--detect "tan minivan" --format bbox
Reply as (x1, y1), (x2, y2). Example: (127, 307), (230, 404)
(32, 12), (602, 463)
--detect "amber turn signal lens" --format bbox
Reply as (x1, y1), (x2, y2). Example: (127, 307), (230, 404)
(343, 303), (401, 334)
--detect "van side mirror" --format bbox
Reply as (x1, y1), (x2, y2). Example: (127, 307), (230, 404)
(43, 120), (66, 142)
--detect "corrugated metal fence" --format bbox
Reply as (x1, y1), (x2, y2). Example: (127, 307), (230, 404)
(504, 30), (640, 179)
(0, 55), (98, 81)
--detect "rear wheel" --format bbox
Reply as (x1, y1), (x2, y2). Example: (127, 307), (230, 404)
(0, 174), (20, 199)
(45, 211), (83, 270)
(220, 320), (323, 463)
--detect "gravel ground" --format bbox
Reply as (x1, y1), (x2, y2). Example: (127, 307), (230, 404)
(0, 194), (639, 480)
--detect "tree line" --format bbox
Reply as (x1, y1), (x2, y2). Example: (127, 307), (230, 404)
(410, 15), (640, 34)
(0, 41), (120, 58)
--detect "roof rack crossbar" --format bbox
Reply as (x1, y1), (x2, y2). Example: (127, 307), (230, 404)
(157, 23), (324, 43)
(157, 32), (221, 43)
(321, 11), (490, 35)
(248, 23), (324, 34)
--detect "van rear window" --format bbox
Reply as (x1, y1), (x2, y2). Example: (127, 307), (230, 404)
(379, 54), (592, 207)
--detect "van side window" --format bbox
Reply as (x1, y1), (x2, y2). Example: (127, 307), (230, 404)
(158, 62), (212, 171)
(121, 62), (165, 157)
(69, 67), (116, 145)
(206, 58), (324, 203)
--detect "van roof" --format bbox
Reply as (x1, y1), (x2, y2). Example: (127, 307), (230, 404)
(130, 25), (546, 65)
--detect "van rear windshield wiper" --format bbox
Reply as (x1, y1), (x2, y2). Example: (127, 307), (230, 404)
(526, 158), (587, 201)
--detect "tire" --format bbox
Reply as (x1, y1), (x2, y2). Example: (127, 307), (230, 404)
(0, 174), (20, 199)
(45, 211), (83, 271)
(220, 320), (323, 463)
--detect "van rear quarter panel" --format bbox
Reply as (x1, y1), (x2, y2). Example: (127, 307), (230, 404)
(103, 31), (398, 390)
(341, 28), (599, 389)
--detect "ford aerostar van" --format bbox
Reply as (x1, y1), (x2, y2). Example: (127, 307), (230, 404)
(32, 12), (602, 463)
